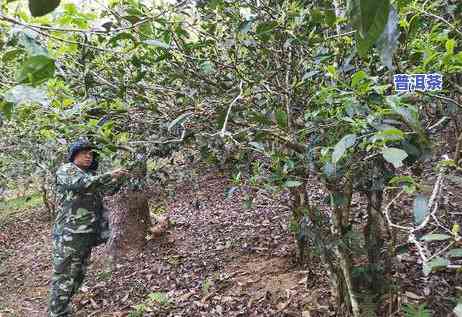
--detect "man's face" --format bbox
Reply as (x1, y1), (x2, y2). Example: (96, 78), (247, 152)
(73, 149), (93, 169)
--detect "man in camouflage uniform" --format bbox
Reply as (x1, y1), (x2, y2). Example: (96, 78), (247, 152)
(48, 137), (129, 317)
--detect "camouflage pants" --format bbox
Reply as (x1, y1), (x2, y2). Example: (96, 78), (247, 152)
(48, 231), (96, 317)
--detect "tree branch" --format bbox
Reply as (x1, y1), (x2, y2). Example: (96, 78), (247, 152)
(220, 81), (244, 138)
(414, 8), (462, 39)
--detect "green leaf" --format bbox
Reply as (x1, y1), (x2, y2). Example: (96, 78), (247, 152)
(376, 6), (400, 69)
(447, 248), (462, 258)
(200, 61), (215, 74)
(29, 0), (60, 17)
(326, 65), (336, 77)
(386, 96), (420, 127)
(16, 55), (55, 85)
(275, 109), (288, 129)
(332, 134), (357, 164)
(143, 39), (170, 49)
(0, 101), (14, 120)
(40, 128), (56, 140)
(168, 113), (192, 132)
(370, 128), (405, 142)
(239, 19), (253, 34)
(109, 32), (138, 47)
(309, 8), (323, 24)
(389, 175), (415, 186)
(453, 303), (462, 317)
(249, 142), (265, 152)
(174, 24), (188, 39)
(284, 180), (303, 188)
(347, 0), (391, 56)
(396, 0), (413, 10)
(256, 21), (277, 34)
(446, 39), (456, 55)
(3, 85), (49, 106)
(351, 70), (368, 88)
(420, 234), (451, 242)
(148, 292), (170, 305)
(389, 175), (416, 193)
(323, 10), (337, 27)
(2, 49), (23, 63)
(422, 256), (448, 276)
(413, 195), (429, 225)
(403, 303), (431, 317)
(381, 147), (407, 168)
(256, 21), (278, 41)
(18, 32), (48, 56)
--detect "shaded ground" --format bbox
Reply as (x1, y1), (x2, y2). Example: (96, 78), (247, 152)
(2, 168), (461, 316)
(0, 171), (331, 317)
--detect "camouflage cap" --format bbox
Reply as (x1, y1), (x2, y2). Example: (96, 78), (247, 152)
(68, 137), (98, 171)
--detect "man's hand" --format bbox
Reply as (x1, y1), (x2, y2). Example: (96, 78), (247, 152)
(111, 168), (130, 178)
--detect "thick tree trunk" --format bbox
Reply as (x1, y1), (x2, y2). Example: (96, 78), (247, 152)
(364, 162), (386, 294)
(297, 176), (359, 316)
(330, 188), (360, 317)
(105, 188), (151, 263)
(365, 189), (385, 292)
(306, 208), (352, 316)
(290, 181), (309, 263)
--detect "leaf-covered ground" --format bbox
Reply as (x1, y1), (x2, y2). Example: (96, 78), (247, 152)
(0, 171), (331, 317)
(0, 169), (461, 316)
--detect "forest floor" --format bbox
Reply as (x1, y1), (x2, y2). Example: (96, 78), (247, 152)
(1, 169), (461, 317)
(0, 170), (331, 317)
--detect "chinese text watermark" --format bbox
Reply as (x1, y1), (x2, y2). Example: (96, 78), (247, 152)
(393, 73), (443, 92)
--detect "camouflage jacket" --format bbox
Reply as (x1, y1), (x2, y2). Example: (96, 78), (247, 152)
(53, 163), (121, 238)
